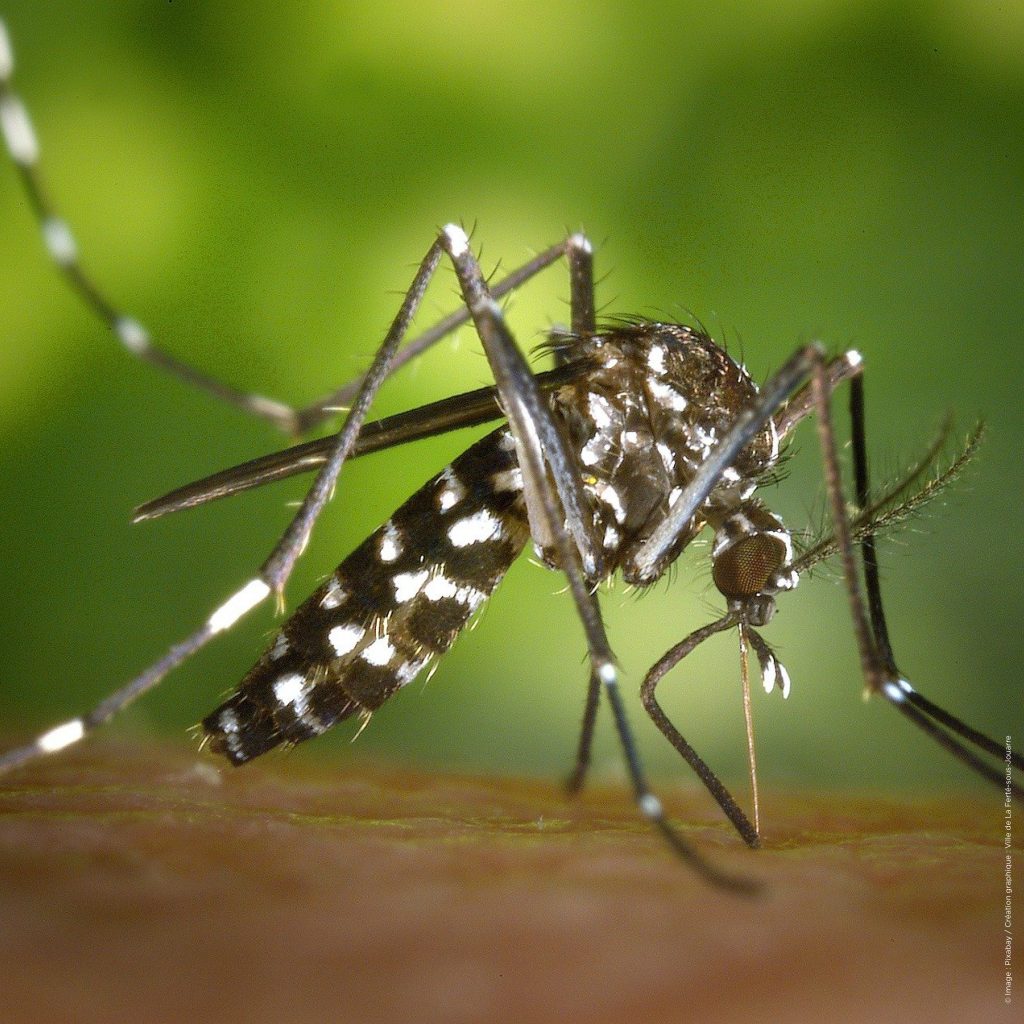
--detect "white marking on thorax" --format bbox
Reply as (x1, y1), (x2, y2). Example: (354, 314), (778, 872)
(580, 433), (611, 467)
(594, 481), (626, 524)
(647, 344), (667, 375)
(689, 422), (718, 453)
(655, 441), (675, 474)
(647, 378), (689, 412)
(767, 417), (780, 462)
(587, 393), (615, 429)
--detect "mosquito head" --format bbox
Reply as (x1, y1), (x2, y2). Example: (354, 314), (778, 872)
(711, 501), (799, 617)
(727, 593), (776, 629)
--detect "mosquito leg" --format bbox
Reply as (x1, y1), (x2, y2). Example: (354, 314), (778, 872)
(441, 227), (603, 579)
(639, 615), (760, 848)
(0, 23), (590, 439)
(802, 353), (1022, 793)
(0, 23), (299, 431)
(886, 684), (1023, 796)
(846, 375), (1024, 795)
(774, 351), (865, 441)
(568, 232), (596, 335)
(132, 362), (589, 522)
(560, 231), (604, 794)
(295, 237), (588, 433)
(608, 664), (759, 893)
(259, 240), (444, 591)
(806, 351), (883, 694)
(0, 617), (231, 775)
(622, 342), (870, 685)
(440, 226), (609, 684)
(565, 676), (600, 796)
(264, 231), (600, 621)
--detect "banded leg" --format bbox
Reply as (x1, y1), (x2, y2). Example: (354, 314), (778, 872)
(568, 348), (864, 808)
(847, 377), (1024, 794)
(0, 20), (595, 436)
(565, 349), (867, 800)
(440, 227), (756, 892)
(812, 357), (1022, 788)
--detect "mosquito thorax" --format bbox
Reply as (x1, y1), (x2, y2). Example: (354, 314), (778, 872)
(547, 322), (781, 587)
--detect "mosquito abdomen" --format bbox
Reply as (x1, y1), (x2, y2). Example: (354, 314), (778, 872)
(202, 427), (530, 764)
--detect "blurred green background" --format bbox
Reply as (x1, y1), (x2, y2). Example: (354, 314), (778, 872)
(1, 1), (1020, 797)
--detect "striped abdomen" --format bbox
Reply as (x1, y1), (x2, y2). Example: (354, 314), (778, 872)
(203, 427), (528, 764)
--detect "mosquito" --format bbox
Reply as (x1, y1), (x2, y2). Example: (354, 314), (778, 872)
(1, 19), (1019, 892)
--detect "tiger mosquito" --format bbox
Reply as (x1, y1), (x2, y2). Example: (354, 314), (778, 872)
(1, 19), (1019, 891)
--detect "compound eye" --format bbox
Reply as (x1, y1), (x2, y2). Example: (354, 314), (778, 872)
(712, 532), (787, 600)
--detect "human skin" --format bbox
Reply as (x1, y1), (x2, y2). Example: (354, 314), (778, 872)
(0, 741), (1008, 1024)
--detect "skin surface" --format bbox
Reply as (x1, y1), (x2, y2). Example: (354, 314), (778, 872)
(0, 741), (1010, 1024)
